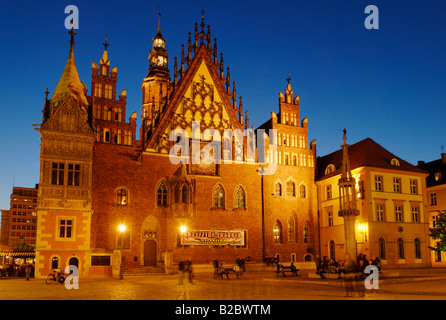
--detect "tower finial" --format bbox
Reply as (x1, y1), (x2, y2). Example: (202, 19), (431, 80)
(201, 8), (206, 23)
(286, 73), (291, 84)
(69, 27), (76, 47)
(103, 36), (109, 51)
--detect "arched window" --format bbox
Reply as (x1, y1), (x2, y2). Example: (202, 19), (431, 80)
(286, 181), (296, 197)
(181, 185), (189, 203)
(157, 181), (168, 206)
(378, 237), (386, 260)
(234, 186), (245, 209)
(287, 216), (295, 243)
(391, 158), (400, 166)
(414, 238), (421, 259)
(299, 185), (306, 199)
(275, 183), (282, 197)
(325, 164), (336, 175)
(273, 222), (282, 244)
(303, 224), (309, 243)
(397, 238), (405, 259)
(329, 240), (335, 260)
(213, 184), (225, 208)
(116, 188), (128, 206)
(51, 257), (59, 269)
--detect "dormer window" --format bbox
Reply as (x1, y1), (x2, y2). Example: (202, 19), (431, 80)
(325, 164), (336, 175)
(390, 158), (400, 166)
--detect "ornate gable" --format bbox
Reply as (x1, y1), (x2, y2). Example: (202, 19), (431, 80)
(144, 21), (248, 153)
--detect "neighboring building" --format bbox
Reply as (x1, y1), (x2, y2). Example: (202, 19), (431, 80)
(33, 16), (319, 277)
(0, 186), (38, 247)
(316, 137), (430, 268)
(417, 153), (446, 266)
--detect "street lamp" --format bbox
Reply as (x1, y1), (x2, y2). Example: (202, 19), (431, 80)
(119, 224), (126, 280)
(180, 226), (187, 262)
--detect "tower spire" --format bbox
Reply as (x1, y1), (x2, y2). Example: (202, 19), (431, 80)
(147, 11), (169, 77)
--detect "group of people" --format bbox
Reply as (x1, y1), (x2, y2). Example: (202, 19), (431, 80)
(316, 254), (382, 280)
(0, 262), (35, 278)
(177, 258), (193, 284)
(213, 257), (246, 279)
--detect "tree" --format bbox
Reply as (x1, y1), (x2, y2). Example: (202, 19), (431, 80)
(429, 210), (446, 252)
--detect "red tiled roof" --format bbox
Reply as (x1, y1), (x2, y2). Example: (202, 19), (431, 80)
(316, 138), (427, 180)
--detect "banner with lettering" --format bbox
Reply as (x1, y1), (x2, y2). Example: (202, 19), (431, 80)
(182, 230), (245, 246)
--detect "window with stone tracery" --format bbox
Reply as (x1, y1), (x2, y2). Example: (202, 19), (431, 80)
(234, 186), (245, 209)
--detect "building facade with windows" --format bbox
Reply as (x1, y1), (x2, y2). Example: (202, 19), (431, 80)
(33, 17), (319, 277)
(316, 138), (430, 268)
(418, 153), (446, 266)
(0, 186), (38, 247)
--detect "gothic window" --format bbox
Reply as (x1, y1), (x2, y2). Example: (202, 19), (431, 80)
(273, 222), (282, 244)
(303, 224), (309, 243)
(105, 85), (112, 99)
(286, 181), (295, 197)
(213, 184), (225, 208)
(287, 216), (295, 243)
(299, 185), (306, 199)
(234, 186), (246, 209)
(275, 183), (282, 197)
(116, 188), (128, 206)
(156, 181), (168, 206)
(181, 185), (188, 203)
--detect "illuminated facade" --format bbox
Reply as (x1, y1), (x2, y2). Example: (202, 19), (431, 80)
(316, 138), (430, 268)
(34, 17), (319, 277)
(418, 153), (446, 266)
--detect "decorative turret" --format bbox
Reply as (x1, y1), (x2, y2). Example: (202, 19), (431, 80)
(147, 13), (169, 77)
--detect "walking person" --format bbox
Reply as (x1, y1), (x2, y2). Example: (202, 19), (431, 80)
(186, 258), (193, 283)
(178, 260), (184, 285)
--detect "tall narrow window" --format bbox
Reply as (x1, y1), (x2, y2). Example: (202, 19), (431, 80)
(299, 185), (306, 199)
(410, 180), (418, 194)
(235, 186), (245, 209)
(275, 183), (282, 197)
(303, 224), (309, 243)
(329, 240), (335, 260)
(395, 205), (403, 222)
(397, 238), (405, 259)
(412, 206), (420, 223)
(430, 192), (437, 206)
(213, 184), (225, 208)
(375, 176), (383, 191)
(51, 163), (65, 185)
(326, 185), (332, 200)
(287, 216), (295, 243)
(414, 238), (421, 259)
(376, 204), (384, 222)
(181, 185), (188, 203)
(378, 238), (386, 260)
(286, 181), (296, 197)
(393, 178), (401, 193)
(157, 181), (168, 206)
(273, 223), (282, 244)
(328, 211), (333, 227)
(67, 164), (80, 186)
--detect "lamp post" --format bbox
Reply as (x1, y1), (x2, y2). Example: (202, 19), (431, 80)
(119, 224), (126, 280)
(180, 226), (187, 262)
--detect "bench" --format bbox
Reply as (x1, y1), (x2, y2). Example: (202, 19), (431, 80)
(218, 267), (236, 279)
(275, 264), (299, 277)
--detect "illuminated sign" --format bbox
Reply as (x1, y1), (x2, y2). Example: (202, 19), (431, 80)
(182, 230), (245, 246)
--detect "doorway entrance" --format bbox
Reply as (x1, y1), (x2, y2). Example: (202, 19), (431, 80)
(144, 240), (157, 266)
